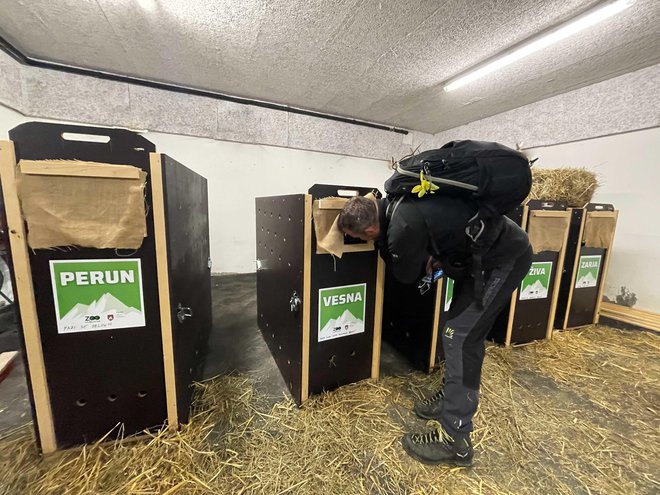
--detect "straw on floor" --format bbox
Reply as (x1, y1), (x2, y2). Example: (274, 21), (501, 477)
(1, 325), (658, 494)
(528, 167), (599, 207)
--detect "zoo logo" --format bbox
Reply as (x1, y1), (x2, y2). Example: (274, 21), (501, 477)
(84, 315), (101, 322)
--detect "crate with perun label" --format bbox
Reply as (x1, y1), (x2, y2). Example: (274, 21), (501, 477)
(554, 203), (618, 330)
(0, 122), (212, 453)
(255, 184), (384, 405)
(489, 200), (572, 345)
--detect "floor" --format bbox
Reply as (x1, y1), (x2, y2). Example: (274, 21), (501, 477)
(0, 274), (658, 494)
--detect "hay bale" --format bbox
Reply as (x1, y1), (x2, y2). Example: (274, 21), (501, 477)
(529, 167), (599, 207)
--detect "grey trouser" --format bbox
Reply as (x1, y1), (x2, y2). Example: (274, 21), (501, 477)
(441, 246), (532, 439)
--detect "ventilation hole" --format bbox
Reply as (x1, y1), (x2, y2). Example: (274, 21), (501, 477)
(274, 232), (277, 237)
(266, 322), (269, 327)
(76, 398), (87, 407)
(271, 333), (275, 338)
(287, 262), (291, 267)
(278, 345), (282, 350)
(189, 367), (193, 375)
(287, 359), (291, 365)
(260, 313), (263, 318)
(278, 256), (282, 261)
(278, 214), (281, 219)
(107, 394), (118, 402)
(349, 350), (356, 357)
(137, 391), (148, 398)
(283, 237), (286, 242)
(288, 216), (291, 222)
(270, 212), (273, 217)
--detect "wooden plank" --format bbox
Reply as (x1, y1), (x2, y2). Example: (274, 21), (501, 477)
(371, 255), (385, 380)
(428, 278), (443, 372)
(149, 153), (178, 429)
(505, 205), (529, 347)
(316, 198), (348, 210)
(317, 241), (375, 255)
(300, 194), (312, 403)
(600, 302), (660, 332)
(18, 159), (141, 179)
(562, 209), (587, 330)
(0, 141), (57, 453)
(593, 210), (618, 324)
(530, 210), (570, 218)
(0, 351), (19, 384)
(588, 211), (617, 218)
(546, 211), (571, 339)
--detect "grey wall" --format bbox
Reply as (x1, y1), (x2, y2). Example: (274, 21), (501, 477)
(0, 50), (433, 160)
(1, 48), (658, 158)
(433, 63), (660, 150)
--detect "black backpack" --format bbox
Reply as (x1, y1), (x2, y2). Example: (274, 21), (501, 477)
(385, 140), (532, 217)
(385, 140), (533, 305)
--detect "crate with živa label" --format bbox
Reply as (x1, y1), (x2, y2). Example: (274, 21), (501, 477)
(554, 203), (618, 330)
(0, 122), (212, 453)
(255, 184), (384, 405)
(489, 200), (572, 345)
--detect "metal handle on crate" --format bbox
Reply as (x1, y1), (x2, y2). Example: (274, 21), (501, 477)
(289, 291), (301, 313)
(177, 303), (193, 323)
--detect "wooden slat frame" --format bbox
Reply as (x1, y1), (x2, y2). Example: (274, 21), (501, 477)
(428, 279), (444, 372)
(562, 208), (587, 330)
(18, 159), (141, 179)
(504, 205), (529, 346)
(371, 255), (385, 380)
(599, 302), (660, 332)
(300, 195), (313, 402)
(593, 210), (619, 324)
(316, 242), (374, 255)
(0, 141), (57, 453)
(149, 153), (178, 429)
(545, 211), (571, 339)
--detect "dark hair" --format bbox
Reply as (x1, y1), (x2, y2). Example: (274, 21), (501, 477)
(338, 197), (378, 233)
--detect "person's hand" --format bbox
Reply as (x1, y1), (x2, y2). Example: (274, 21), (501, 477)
(426, 256), (441, 275)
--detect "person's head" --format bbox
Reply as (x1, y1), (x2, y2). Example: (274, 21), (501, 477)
(338, 196), (380, 241)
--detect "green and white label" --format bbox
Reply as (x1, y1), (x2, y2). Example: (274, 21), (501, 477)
(49, 259), (145, 334)
(318, 283), (366, 342)
(575, 255), (601, 289)
(444, 278), (454, 312)
(519, 261), (553, 301)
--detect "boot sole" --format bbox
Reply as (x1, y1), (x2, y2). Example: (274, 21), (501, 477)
(402, 440), (474, 467)
(414, 409), (443, 421)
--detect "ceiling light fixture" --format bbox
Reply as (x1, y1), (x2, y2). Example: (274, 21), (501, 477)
(443, 0), (635, 92)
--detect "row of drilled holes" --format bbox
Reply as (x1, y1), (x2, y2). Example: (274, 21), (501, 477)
(76, 391), (148, 407)
(261, 314), (359, 369)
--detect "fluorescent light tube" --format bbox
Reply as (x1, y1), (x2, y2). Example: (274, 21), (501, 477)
(443, 0), (635, 92)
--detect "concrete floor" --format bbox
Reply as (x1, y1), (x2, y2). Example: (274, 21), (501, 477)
(0, 274), (414, 436)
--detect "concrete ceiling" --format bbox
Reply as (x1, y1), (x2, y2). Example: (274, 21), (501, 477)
(0, 0), (658, 134)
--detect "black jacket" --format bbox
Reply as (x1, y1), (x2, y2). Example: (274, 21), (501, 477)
(375, 196), (530, 284)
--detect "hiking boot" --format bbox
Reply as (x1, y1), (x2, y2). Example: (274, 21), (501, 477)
(413, 388), (444, 420)
(401, 427), (473, 467)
